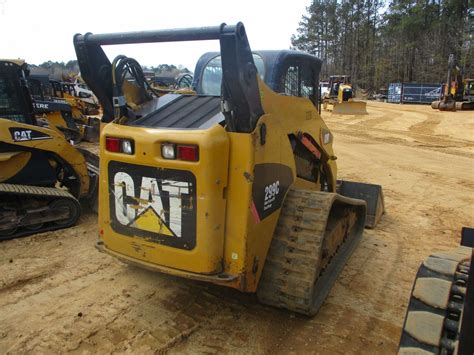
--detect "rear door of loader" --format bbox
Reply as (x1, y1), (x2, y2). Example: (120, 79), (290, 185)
(101, 123), (230, 274)
(75, 23), (264, 275)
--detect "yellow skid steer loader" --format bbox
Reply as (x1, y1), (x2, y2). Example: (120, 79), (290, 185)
(74, 23), (383, 315)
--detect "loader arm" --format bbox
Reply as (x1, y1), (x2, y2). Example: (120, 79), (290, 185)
(73, 23), (264, 132)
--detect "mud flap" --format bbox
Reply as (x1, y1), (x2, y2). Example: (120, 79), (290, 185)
(332, 101), (368, 115)
(337, 180), (384, 228)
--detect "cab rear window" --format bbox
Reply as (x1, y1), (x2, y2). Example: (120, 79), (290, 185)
(201, 54), (265, 96)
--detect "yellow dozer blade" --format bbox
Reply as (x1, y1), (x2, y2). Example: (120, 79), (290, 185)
(332, 100), (368, 115)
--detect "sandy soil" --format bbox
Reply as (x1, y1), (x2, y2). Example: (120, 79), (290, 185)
(0, 101), (473, 354)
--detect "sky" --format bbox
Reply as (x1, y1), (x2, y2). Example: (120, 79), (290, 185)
(0, 0), (310, 72)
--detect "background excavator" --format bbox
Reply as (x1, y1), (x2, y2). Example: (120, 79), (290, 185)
(74, 23), (384, 315)
(431, 54), (474, 111)
(322, 75), (368, 115)
(0, 60), (98, 239)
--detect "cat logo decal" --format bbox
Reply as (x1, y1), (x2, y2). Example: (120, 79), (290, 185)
(108, 162), (196, 250)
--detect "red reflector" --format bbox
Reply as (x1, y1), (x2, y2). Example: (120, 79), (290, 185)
(106, 137), (120, 152)
(177, 145), (199, 161)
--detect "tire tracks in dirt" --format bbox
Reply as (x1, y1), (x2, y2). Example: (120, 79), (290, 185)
(329, 123), (474, 158)
(328, 102), (474, 158)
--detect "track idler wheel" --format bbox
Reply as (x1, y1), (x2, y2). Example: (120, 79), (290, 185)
(438, 101), (456, 111)
(431, 100), (441, 109)
(25, 223), (44, 231)
(0, 228), (18, 238)
(50, 199), (81, 226)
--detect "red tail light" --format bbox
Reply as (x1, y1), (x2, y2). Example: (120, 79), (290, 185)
(105, 137), (120, 152)
(106, 137), (134, 154)
(177, 144), (199, 162)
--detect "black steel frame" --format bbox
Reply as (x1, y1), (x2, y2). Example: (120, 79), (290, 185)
(73, 23), (264, 132)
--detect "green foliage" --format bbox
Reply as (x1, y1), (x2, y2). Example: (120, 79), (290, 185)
(29, 60), (80, 81)
(29, 60), (190, 81)
(144, 64), (191, 77)
(292, 0), (472, 90)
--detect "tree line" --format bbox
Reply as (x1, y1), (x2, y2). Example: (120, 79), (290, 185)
(29, 60), (190, 80)
(291, 0), (473, 90)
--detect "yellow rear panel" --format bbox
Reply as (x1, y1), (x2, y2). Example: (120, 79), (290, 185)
(99, 123), (229, 274)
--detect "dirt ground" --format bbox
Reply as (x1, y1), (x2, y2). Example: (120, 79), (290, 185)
(1, 101), (473, 354)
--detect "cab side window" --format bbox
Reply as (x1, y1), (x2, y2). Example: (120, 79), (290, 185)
(282, 62), (317, 106)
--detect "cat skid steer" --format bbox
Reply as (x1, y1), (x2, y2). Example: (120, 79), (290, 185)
(74, 23), (384, 315)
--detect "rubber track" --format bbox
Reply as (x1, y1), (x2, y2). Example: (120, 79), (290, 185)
(0, 183), (81, 240)
(398, 247), (472, 355)
(257, 188), (366, 316)
(0, 183), (75, 198)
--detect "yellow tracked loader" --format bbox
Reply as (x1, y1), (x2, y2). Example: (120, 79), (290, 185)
(74, 23), (384, 315)
(0, 60), (98, 239)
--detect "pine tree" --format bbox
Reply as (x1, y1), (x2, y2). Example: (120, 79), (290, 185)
(291, 0), (472, 90)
